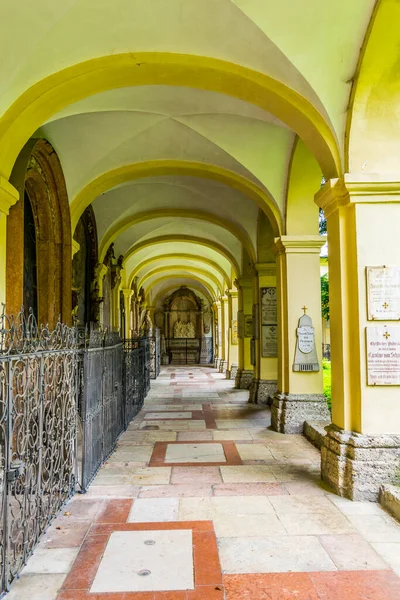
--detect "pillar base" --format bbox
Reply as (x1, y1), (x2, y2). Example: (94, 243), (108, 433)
(218, 359), (227, 374)
(249, 379), (277, 405)
(214, 358), (220, 370)
(271, 392), (330, 434)
(321, 425), (400, 502)
(235, 369), (253, 390)
(226, 364), (238, 380)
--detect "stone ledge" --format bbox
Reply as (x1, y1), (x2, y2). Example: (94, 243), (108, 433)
(304, 420), (330, 450)
(380, 484), (400, 522)
(271, 393), (330, 434)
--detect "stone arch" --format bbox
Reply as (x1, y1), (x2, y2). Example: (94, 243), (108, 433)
(7, 138), (72, 325)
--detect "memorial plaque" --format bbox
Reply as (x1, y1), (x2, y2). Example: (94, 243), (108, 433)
(366, 326), (400, 385)
(244, 314), (253, 338)
(262, 325), (278, 358)
(293, 313), (319, 372)
(231, 319), (238, 345)
(261, 287), (277, 325)
(367, 266), (400, 320)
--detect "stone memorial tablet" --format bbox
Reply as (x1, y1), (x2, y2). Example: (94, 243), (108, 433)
(262, 325), (278, 357)
(231, 319), (238, 345)
(293, 311), (319, 372)
(261, 287), (277, 325)
(366, 326), (400, 385)
(367, 266), (400, 320)
(244, 314), (253, 338)
(237, 310), (244, 338)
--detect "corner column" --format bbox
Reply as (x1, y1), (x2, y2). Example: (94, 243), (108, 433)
(235, 277), (254, 389)
(249, 263), (278, 404)
(0, 178), (19, 308)
(316, 175), (400, 500)
(271, 236), (329, 433)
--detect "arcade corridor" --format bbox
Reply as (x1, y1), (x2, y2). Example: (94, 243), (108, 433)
(7, 367), (400, 600)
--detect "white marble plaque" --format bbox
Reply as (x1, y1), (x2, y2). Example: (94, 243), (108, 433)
(366, 326), (400, 385)
(298, 325), (314, 354)
(262, 325), (278, 358)
(261, 287), (277, 325)
(367, 266), (400, 320)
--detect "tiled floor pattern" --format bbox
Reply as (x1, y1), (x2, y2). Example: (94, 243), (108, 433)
(7, 366), (400, 600)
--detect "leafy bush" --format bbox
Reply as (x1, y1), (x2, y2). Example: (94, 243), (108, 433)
(322, 359), (332, 412)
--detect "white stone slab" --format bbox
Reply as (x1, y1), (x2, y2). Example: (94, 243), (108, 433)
(165, 443), (226, 463)
(128, 498), (179, 522)
(145, 412), (192, 419)
(90, 530), (194, 593)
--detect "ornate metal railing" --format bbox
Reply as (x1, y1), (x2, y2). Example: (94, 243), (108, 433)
(0, 308), (78, 595)
(162, 337), (213, 365)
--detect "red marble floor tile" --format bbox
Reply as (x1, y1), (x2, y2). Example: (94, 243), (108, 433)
(193, 531), (222, 586)
(223, 573), (320, 600)
(61, 534), (109, 590)
(95, 499), (133, 523)
(155, 592), (187, 599)
(90, 521), (214, 536)
(212, 482), (288, 496)
(310, 570), (400, 600)
(187, 585), (224, 599)
(149, 441), (242, 469)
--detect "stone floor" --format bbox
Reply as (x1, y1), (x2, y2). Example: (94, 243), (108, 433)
(7, 367), (400, 599)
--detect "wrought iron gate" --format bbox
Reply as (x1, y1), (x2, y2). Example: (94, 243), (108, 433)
(0, 311), (78, 595)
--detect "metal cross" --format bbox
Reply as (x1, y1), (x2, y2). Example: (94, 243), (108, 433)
(382, 302), (389, 309)
(383, 331), (391, 340)
(302, 306), (308, 315)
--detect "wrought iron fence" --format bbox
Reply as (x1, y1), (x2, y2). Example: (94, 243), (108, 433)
(0, 314), (153, 594)
(149, 331), (160, 379)
(78, 333), (150, 492)
(0, 309), (78, 595)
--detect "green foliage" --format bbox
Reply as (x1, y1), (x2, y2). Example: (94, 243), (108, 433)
(321, 273), (329, 321)
(322, 359), (332, 412)
(319, 208), (327, 235)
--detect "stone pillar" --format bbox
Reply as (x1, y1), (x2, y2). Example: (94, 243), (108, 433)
(220, 294), (229, 375)
(316, 175), (400, 500)
(271, 236), (329, 433)
(96, 264), (108, 328)
(235, 277), (254, 389)
(122, 288), (132, 338)
(249, 263), (278, 404)
(0, 178), (19, 309)
(226, 289), (239, 379)
(215, 299), (222, 370)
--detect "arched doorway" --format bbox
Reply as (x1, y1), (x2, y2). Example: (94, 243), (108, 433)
(7, 139), (72, 326)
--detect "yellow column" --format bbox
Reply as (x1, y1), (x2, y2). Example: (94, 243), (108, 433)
(218, 295), (228, 373)
(235, 277), (254, 389)
(226, 289), (239, 380)
(96, 264), (108, 328)
(271, 236), (328, 433)
(249, 263), (278, 404)
(214, 300), (222, 369)
(0, 178), (19, 308)
(122, 288), (133, 338)
(316, 174), (400, 500)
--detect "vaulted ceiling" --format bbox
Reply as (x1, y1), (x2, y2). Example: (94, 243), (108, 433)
(2, 0), (377, 302)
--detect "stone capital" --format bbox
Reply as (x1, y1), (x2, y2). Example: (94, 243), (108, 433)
(235, 276), (253, 289)
(225, 289), (238, 299)
(273, 236), (326, 256)
(96, 263), (108, 281)
(0, 176), (19, 215)
(315, 173), (400, 219)
(255, 262), (275, 276)
(122, 287), (133, 299)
